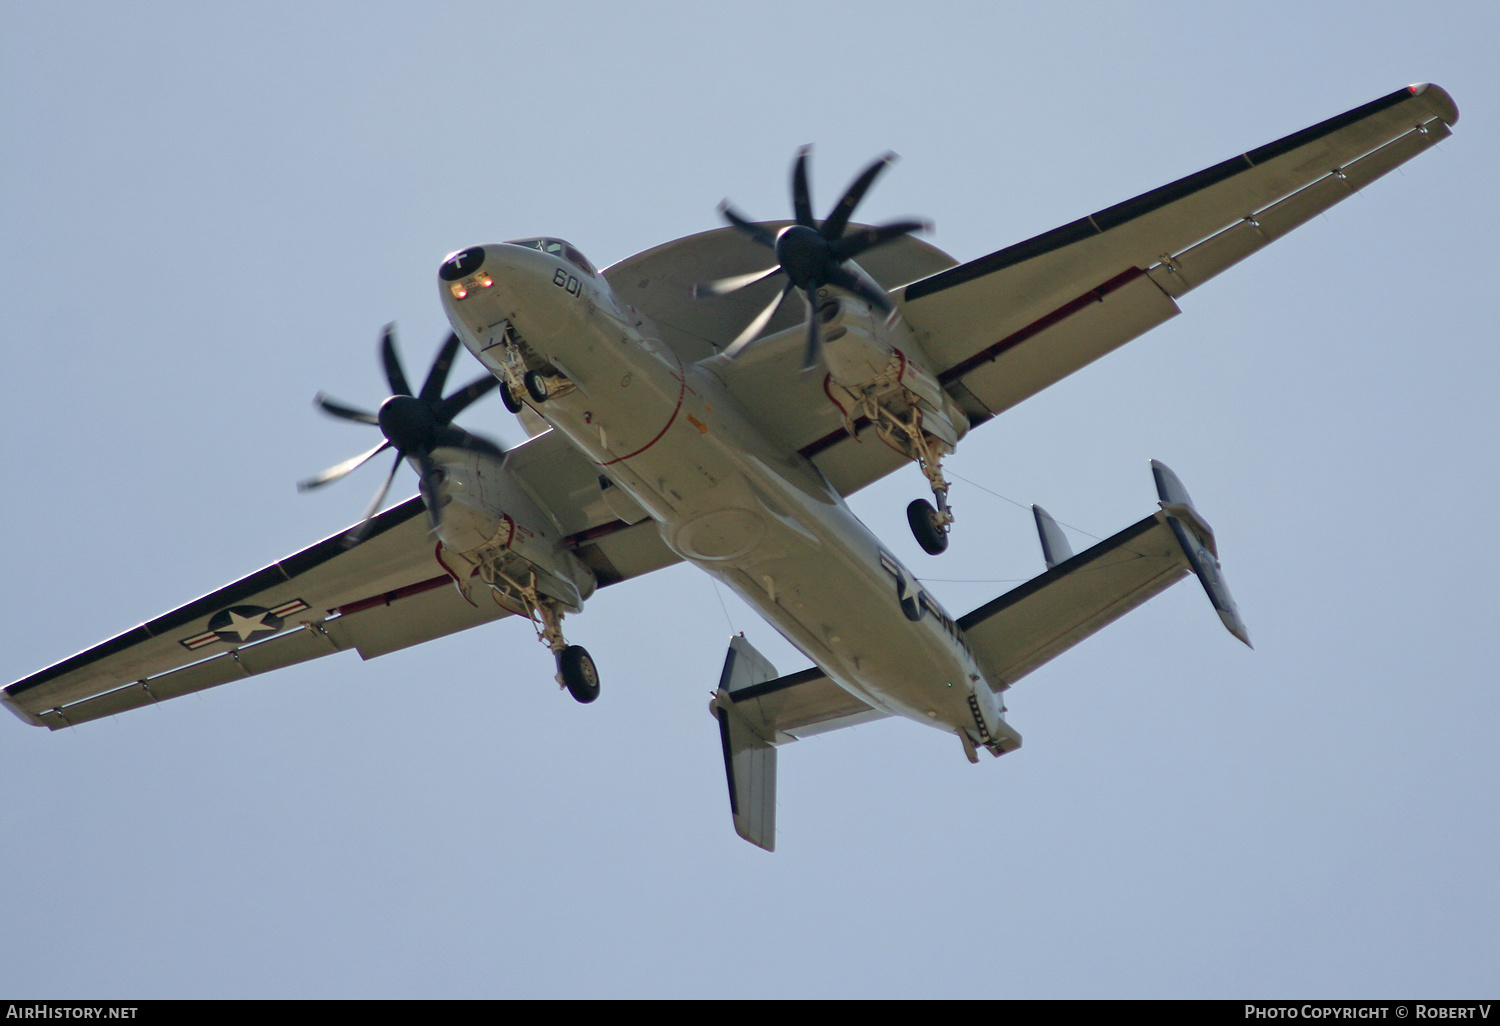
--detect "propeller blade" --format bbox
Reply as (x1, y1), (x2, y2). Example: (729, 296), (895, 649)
(433, 423), (506, 459)
(343, 450), (403, 547)
(692, 265), (782, 299)
(380, 324), (413, 397)
(412, 449), (447, 532)
(823, 264), (894, 316)
(313, 393), (378, 425)
(718, 202), (777, 248)
(418, 332), (462, 402)
(297, 439), (391, 492)
(433, 374), (499, 424)
(800, 298), (823, 374)
(829, 219), (931, 261)
(722, 281), (795, 359)
(791, 145), (815, 228)
(821, 152), (896, 242)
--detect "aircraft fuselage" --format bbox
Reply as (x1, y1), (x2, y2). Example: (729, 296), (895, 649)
(440, 241), (1018, 754)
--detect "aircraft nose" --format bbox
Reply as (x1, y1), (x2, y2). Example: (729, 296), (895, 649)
(439, 246), (486, 282)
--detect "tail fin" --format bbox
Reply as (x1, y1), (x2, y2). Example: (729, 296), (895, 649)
(712, 636), (780, 851)
(1152, 460), (1251, 647)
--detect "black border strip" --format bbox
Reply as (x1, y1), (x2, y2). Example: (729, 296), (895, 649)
(729, 665), (826, 703)
(903, 86), (1417, 303)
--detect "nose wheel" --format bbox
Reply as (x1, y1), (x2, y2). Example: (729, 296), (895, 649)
(499, 379), (524, 414)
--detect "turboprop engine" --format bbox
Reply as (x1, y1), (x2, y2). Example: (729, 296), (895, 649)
(299, 325), (595, 615)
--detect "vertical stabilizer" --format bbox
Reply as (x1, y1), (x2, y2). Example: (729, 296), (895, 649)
(712, 636), (780, 851)
(1152, 460), (1252, 647)
(1031, 505), (1074, 568)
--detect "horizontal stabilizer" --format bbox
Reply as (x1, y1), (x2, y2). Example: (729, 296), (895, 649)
(960, 461), (1248, 689)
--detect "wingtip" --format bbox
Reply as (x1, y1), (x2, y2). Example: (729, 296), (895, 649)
(1408, 82), (1459, 126)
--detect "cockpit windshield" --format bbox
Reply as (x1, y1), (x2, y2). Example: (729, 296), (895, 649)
(505, 237), (597, 276)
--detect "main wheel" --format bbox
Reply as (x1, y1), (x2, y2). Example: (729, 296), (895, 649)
(523, 370), (550, 404)
(907, 498), (949, 555)
(557, 645), (600, 704)
(500, 379), (524, 413)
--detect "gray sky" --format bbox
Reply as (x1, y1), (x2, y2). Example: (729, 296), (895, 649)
(2, 1), (1495, 998)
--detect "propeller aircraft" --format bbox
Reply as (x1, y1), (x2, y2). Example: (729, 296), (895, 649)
(4, 84), (1458, 850)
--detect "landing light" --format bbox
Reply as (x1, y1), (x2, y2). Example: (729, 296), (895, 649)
(449, 275), (493, 301)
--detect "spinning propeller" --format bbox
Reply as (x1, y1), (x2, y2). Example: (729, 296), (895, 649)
(300, 325), (502, 542)
(697, 147), (930, 371)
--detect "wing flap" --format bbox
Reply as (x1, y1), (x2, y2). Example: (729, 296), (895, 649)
(567, 518), (680, 588)
(321, 577), (515, 660)
(939, 265), (1181, 422)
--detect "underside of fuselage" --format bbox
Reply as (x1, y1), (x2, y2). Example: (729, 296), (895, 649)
(438, 240), (1013, 751)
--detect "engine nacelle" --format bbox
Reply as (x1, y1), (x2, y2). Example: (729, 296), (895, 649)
(428, 446), (596, 613)
(819, 298), (969, 449)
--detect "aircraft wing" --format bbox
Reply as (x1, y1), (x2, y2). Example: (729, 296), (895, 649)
(3, 429), (678, 730)
(904, 83), (1459, 431)
(672, 85), (1457, 497)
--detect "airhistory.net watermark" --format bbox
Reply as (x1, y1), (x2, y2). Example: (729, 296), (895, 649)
(5, 1007), (137, 1019)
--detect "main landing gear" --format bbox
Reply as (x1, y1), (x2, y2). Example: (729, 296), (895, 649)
(478, 561), (601, 704)
(863, 401), (955, 556)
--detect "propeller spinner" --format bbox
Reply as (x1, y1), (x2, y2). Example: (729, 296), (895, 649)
(697, 147), (930, 371)
(301, 324), (502, 543)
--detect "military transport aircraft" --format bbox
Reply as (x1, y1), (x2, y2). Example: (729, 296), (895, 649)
(3, 84), (1458, 850)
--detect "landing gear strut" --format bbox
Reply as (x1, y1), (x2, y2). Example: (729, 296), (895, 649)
(478, 561), (601, 704)
(864, 400), (954, 555)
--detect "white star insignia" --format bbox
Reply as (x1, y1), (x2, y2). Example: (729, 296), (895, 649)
(217, 609), (277, 642)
